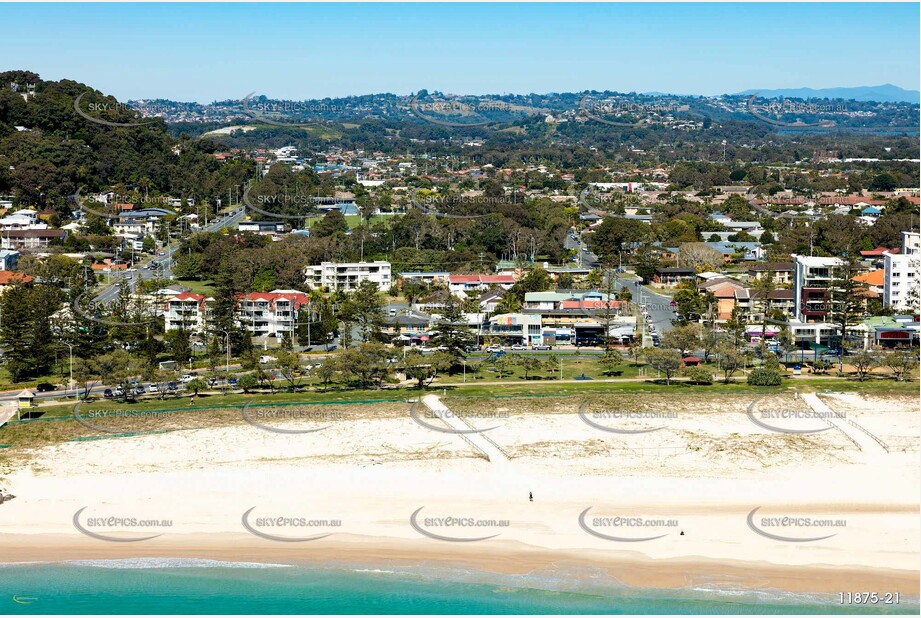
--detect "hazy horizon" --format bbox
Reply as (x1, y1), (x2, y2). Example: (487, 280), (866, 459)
(1, 3), (918, 103)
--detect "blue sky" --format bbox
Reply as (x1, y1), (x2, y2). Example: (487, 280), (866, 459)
(1, 3), (918, 102)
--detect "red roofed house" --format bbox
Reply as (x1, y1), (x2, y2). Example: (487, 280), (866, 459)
(0, 270), (34, 293)
(448, 273), (516, 294)
(860, 247), (899, 261)
(852, 269), (885, 298)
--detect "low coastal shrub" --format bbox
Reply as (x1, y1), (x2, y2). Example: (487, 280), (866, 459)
(683, 367), (713, 385)
(747, 368), (782, 386)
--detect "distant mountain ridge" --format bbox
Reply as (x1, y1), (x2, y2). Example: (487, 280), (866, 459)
(735, 84), (919, 104)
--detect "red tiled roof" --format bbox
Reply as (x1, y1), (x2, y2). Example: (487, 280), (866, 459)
(859, 247), (898, 257)
(0, 270), (34, 285)
(853, 269), (885, 286)
(238, 291), (310, 310)
(172, 292), (206, 301)
(449, 275), (481, 284)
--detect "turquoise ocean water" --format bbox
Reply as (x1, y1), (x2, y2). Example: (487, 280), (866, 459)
(1, 559), (917, 615)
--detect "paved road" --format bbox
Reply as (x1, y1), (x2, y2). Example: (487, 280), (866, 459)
(606, 275), (676, 338)
(94, 208), (246, 303)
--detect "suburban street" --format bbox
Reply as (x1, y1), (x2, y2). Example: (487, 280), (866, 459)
(93, 208), (246, 303)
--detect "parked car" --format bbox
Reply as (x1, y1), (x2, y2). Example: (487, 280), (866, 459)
(113, 387), (124, 397)
(167, 381), (179, 391)
(510, 344), (527, 351)
(485, 345), (504, 353)
(207, 378), (219, 388)
(103, 388), (114, 399)
(259, 355), (275, 364)
(533, 344), (552, 351)
(227, 377), (238, 387)
(148, 383), (159, 393)
(35, 382), (56, 392)
(134, 385), (146, 395)
(179, 374), (195, 383)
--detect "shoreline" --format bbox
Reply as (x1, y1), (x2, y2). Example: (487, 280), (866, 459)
(1, 533), (918, 597)
(2, 393), (918, 607)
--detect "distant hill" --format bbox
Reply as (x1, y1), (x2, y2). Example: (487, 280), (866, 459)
(735, 84), (920, 104)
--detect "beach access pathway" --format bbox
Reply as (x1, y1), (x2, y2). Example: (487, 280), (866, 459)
(801, 392), (888, 455)
(420, 394), (509, 464)
(0, 402), (16, 430)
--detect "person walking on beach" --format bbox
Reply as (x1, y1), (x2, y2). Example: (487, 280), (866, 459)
(529, 492), (533, 502)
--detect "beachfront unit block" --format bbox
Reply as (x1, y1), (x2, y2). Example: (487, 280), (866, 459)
(304, 261), (392, 292)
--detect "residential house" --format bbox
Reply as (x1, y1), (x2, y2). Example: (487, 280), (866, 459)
(385, 310), (434, 341)
(852, 269), (885, 298)
(398, 272), (450, 286)
(0, 249), (20, 270)
(113, 208), (175, 236)
(476, 288), (506, 314)
(747, 262), (794, 286)
(447, 273), (515, 295)
(0, 229), (67, 249)
(697, 277), (746, 320)
(654, 267), (696, 286)
(0, 270), (34, 293)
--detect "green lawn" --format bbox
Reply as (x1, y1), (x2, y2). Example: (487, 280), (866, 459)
(176, 279), (217, 297)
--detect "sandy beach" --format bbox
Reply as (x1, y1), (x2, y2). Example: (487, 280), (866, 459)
(1, 392), (918, 596)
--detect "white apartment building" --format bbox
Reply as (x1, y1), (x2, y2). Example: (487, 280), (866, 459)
(238, 290), (310, 338)
(303, 261), (391, 292)
(164, 289), (310, 338)
(883, 252), (920, 311)
(165, 293), (211, 333)
(902, 231), (920, 256)
(792, 255), (842, 322)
